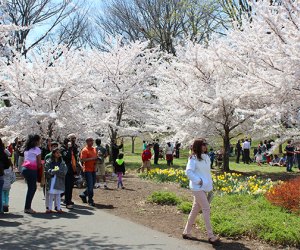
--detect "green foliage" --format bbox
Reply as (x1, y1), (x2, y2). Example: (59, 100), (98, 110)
(147, 191), (182, 206)
(197, 195), (300, 247)
(177, 201), (192, 214)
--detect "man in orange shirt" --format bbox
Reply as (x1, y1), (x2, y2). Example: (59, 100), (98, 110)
(79, 137), (98, 206)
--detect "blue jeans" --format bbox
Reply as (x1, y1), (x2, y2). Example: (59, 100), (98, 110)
(82, 172), (96, 203)
(2, 190), (9, 206)
(0, 178), (4, 212)
(22, 168), (37, 209)
(286, 156), (294, 172)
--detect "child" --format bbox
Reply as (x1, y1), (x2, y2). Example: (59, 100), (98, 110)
(45, 148), (67, 213)
(140, 145), (152, 173)
(255, 148), (263, 166)
(2, 166), (16, 212)
(114, 153), (125, 189)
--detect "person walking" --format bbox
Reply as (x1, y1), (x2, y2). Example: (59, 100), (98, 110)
(285, 140), (295, 172)
(41, 141), (59, 209)
(165, 142), (174, 166)
(22, 134), (42, 214)
(114, 153), (126, 189)
(45, 148), (67, 213)
(295, 146), (300, 172)
(95, 139), (108, 189)
(255, 148), (263, 167)
(12, 137), (19, 169)
(208, 149), (215, 169)
(140, 145), (152, 173)
(79, 137), (97, 207)
(111, 139), (123, 163)
(235, 140), (242, 163)
(17, 139), (25, 173)
(0, 138), (12, 214)
(61, 136), (78, 209)
(2, 166), (16, 212)
(175, 141), (181, 159)
(153, 139), (160, 165)
(242, 139), (251, 164)
(182, 138), (220, 244)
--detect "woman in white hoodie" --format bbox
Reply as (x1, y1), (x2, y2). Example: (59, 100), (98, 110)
(182, 138), (220, 244)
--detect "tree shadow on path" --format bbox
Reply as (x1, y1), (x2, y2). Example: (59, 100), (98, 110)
(0, 224), (166, 250)
(213, 241), (251, 250)
(0, 220), (22, 227)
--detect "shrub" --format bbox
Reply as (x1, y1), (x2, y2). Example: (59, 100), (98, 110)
(177, 201), (192, 214)
(266, 176), (300, 213)
(147, 191), (182, 205)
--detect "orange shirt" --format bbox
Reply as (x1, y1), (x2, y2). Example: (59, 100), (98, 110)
(80, 146), (97, 172)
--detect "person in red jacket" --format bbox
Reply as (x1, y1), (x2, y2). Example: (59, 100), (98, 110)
(141, 145), (152, 173)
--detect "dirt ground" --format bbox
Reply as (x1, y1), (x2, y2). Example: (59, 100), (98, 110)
(73, 173), (296, 250)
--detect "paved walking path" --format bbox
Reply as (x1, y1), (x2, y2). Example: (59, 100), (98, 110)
(0, 180), (213, 250)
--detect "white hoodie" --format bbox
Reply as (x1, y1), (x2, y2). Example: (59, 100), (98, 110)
(185, 154), (213, 192)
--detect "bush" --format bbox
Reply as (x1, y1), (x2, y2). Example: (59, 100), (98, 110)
(266, 176), (300, 214)
(177, 201), (192, 214)
(147, 191), (182, 205)
(197, 194), (300, 247)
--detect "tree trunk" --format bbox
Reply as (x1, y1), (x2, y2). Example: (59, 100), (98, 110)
(109, 126), (118, 162)
(222, 129), (231, 171)
(279, 143), (283, 154)
(48, 121), (54, 138)
(131, 136), (136, 153)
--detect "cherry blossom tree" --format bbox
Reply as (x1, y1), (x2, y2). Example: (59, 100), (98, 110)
(88, 39), (160, 146)
(156, 40), (261, 171)
(155, 0), (300, 170)
(224, 0), (300, 143)
(0, 44), (92, 140)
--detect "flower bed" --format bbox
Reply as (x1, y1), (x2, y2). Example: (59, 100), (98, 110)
(140, 168), (274, 195)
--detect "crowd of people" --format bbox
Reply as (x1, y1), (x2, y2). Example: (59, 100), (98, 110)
(235, 138), (300, 172)
(1, 134), (183, 214)
(139, 140), (181, 173)
(0, 134), (125, 214)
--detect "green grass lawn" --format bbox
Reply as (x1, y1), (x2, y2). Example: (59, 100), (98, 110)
(121, 137), (290, 177)
(148, 190), (300, 247)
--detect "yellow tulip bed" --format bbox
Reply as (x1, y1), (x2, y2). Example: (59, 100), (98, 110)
(140, 168), (275, 195)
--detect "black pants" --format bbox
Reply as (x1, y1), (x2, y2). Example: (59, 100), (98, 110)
(65, 173), (74, 205)
(236, 151), (241, 163)
(244, 149), (250, 164)
(175, 149), (180, 158)
(22, 168), (37, 210)
(154, 152), (159, 164)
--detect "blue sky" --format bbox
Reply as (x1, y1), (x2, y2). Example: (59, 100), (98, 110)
(28, 0), (103, 45)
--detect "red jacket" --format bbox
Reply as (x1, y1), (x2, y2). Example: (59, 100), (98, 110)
(142, 149), (152, 162)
